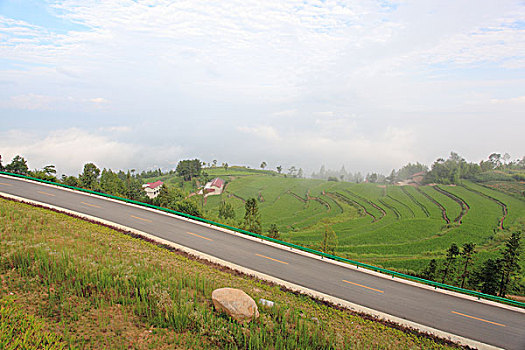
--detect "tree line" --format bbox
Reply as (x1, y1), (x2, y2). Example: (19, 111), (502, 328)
(420, 230), (522, 297)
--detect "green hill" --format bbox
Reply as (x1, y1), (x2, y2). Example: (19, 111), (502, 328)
(149, 168), (523, 284)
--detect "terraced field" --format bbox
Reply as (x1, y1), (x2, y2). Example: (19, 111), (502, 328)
(200, 173), (525, 274)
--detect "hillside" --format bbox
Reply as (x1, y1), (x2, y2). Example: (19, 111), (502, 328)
(0, 198), (457, 349)
(143, 167), (525, 292)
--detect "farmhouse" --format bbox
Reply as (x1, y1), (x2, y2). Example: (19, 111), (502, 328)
(203, 177), (225, 196)
(142, 180), (163, 199)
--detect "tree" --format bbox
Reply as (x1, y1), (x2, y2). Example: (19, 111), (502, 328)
(297, 168), (303, 178)
(43, 165), (56, 176)
(488, 153), (502, 169)
(459, 243), (476, 288)
(79, 163), (100, 190)
(99, 169), (125, 196)
(213, 159), (217, 167)
(260, 161), (267, 169)
(61, 175), (79, 187)
(0, 155), (4, 171)
(288, 166), (297, 177)
(125, 171), (145, 201)
(276, 166), (282, 174)
(5, 155), (28, 175)
(321, 225), (338, 254)
(440, 243), (460, 284)
(472, 259), (500, 295)
(176, 159), (202, 181)
(242, 198), (261, 234)
(422, 259), (438, 281)
(218, 200), (236, 220)
(30, 165), (58, 182)
(173, 198), (203, 217)
(366, 173), (378, 183)
(267, 224), (280, 239)
(498, 231), (522, 297)
(224, 163), (229, 172)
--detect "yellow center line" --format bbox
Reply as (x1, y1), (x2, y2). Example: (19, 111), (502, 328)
(451, 311), (506, 327)
(256, 253), (289, 265)
(80, 201), (101, 208)
(0, 182), (12, 186)
(342, 280), (384, 293)
(187, 231), (213, 241)
(38, 191), (55, 197)
(130, 215), (152, 223)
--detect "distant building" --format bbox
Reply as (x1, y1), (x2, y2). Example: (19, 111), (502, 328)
(396, 171), (426, 186)
(142, 180), (163, 199)
(411, 171), (426, 185)
(202, 177), (225, 196)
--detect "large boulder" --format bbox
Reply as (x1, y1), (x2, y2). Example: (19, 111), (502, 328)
(212, 288), (259, 323)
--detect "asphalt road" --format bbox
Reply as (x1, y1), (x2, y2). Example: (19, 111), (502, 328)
(1, 175), (524, 349)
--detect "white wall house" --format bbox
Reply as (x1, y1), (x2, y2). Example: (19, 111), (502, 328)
(202, 177), (225, 197)
(142, 180), (163, 199)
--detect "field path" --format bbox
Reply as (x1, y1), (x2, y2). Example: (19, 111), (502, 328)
(378, 198), (401, 219)
(343, 189), (386, 221)
(325, 192), (372, 221)
(433, 186), (469, 224)
(401, 186), (430, 217)
(461, 184), (508, 229)
(415, 187), (450, 224)
(386, 194), (415, 218)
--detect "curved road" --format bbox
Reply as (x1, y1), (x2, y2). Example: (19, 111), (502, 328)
(1, 175), (524, 349)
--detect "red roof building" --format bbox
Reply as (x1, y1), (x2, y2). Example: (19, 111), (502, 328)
(203, 177), (225, 195)
(142, 180), (163, 198)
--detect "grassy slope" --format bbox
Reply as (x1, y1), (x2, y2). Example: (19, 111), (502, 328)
(192, 171), (525, 275)
(143, 168), (524, 276)
(0, 198), (456, 349)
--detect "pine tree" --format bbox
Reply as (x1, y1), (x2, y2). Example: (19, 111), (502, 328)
(459, 243), (476, 288)
(422, 259), (438, 281)
(322, 226), (338, 254)
(440, 243), (459, 284)
(267, 224), (280, 239)
(243, 198), (262, 234)
(218, 201), (235, 220)
(498, 231), (522, 297)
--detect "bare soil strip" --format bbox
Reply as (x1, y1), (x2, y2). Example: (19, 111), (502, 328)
(387, 194), (415, 218)
(343, 189), (387, 220)
(433, 186), (469, 224)
(378, 198), (401, 219)
(326, 191), (375, 221)
(460, 185), (508, 230)
(400, 186), (430, 217)
(416, 187), (450, 224)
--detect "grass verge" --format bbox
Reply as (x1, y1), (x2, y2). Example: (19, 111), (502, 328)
(0, 197), (460, 349)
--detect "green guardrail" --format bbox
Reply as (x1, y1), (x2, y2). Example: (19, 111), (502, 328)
(1, 170), (524, 309)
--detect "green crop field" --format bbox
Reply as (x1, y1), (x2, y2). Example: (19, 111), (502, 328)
(186, 171), (525, 279)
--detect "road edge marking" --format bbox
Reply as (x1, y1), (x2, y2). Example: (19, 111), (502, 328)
(0, 191), (504, 350)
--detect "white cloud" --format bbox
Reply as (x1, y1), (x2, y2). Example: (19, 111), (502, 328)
(0, 94), (110, 111)
(0, 1), (524, 174)
(490, 95), (525, 104)
(0, 128), (183, 175)
(235, 123), (418, 173)
(237, 125), (280, 141)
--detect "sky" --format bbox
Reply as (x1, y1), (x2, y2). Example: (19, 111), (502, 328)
(0, 0), (524, 176)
